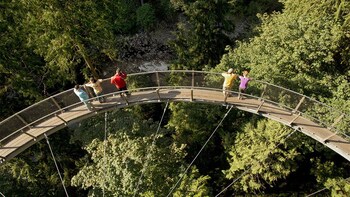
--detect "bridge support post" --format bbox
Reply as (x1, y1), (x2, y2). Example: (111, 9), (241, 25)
(51, 97), (64, 113)
(156, 72), (160, 87)
(191, 70), (194, 102)
(16, 114), (32, 129)
(323, 114), (345, 143)
(55, 114), (68, 125)
(259, 84), (267, 101)
(256, 100), (265, 113)
(329, 114), (345, 130)
(192, 70), (195, 87)
(292, 96), (305, 114)
(289, 112), (301, 126)
(156, 88), (161, 102)
(21, 129), (37, 141)
(190, 89), (193, 102)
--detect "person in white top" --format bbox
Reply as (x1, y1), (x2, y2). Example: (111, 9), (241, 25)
(85, 77), (106, 103)
(73, 85), (94, 111)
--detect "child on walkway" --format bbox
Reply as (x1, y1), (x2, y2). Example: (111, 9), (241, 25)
(238, 70), (252, 100)
(110, 68), (130, 96)
(85, 77), (106, 103)
(222, 68), (237, 97)
(73, 85), (94, 111)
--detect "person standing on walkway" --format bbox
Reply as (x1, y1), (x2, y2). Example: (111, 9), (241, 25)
(222, 68), (237, 96)
(238, 70), (252, 100)
(85, 77), (106, 103)
(73, 85), (94, 111)
(110, 68), (130, 96)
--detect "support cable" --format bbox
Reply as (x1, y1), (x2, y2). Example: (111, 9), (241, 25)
(102, 112), (108, 197)
(305, 188), (327, 197)
(134, 101), (170, 196)
(215, 129), (297, 197)
(305, 177), (350, 196)
(44, 133), (69, 197)
(0, 192), (5, 197)
(166, 106), (234, 197)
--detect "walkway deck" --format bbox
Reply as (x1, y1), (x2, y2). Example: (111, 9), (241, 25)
(1, 88), (349, 162)
(0, 71), (349, 163)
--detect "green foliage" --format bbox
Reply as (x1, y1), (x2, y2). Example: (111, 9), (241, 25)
(173, 167), (211, 197)
(324, 177), (350, 197)
(0, 129), (87, 196)
(224, 119), (299, 192)
(136, 3), (156, 31)
(225, 0), (349, 97)
(167, 102), (224, 145)
(71, 108), (212, 196)
(170, 0), (234, 70)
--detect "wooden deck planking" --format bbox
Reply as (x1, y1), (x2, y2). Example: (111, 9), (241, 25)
(1, 88), (349, 162)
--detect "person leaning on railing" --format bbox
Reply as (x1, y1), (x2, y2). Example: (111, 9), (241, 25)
(238, 70), (253, 100)
(222, 68), (238, 97)
(73, 85), (95, 111)
(85, 77), (106, 103)
(110, 68), (130, 97)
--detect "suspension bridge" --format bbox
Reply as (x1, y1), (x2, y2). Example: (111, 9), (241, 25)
(0, 70), (349, 165)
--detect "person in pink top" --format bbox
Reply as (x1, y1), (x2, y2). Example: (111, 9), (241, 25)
(238, 70), (252, 100)
(110, 68), (130, 96)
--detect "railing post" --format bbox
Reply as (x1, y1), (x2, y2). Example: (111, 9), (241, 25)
(191, 70), (194, 102)
(55, 114), (68, 125)
(256, 100), (265, 113)
(259, 84), (267, 101)
(323, 114), (344, 143)
(156, 88), (161, 102)
(192, 70), (195, 87)
(156, 72), (160, 87)
(289, 112), (301, 125)
(21, 129), (37, 141)
(51, 97), (64, 113)
(329, 114), (344, 129)
(16, 114), (32, 128)
(292, 96), (305, 114)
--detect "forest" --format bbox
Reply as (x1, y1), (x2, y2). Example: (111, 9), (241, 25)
(0, 0), (350, 196)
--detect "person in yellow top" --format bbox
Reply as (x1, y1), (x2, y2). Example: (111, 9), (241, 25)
(85, 77), (106, 103)
(222, 68), (237, 96)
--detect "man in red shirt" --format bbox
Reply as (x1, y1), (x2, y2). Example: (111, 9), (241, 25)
(111, 68), (130, 96)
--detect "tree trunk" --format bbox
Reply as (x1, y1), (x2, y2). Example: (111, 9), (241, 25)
(75, 42), (99, 78)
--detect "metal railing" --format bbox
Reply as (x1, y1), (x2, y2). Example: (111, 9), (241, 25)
(0, 70), (349, 147)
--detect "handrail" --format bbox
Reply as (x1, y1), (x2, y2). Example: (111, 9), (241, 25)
(0, 70), (349, 146)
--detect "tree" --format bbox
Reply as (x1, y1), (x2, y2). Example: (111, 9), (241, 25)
(20, 0), (120, 79)
(223, 119), (300, 193)
(71, 109), (211, 196)
(325, 177), (350, 197)
(170, 0), (234, 70)
(0, 129), (87, 196)
(216, 0), (350, 139)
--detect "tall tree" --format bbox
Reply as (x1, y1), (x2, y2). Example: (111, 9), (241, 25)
(216, 0), (350, 134)
(20, 0), (120, 79)
(71, 109), (211, 196)
(170, 0), (234, 70)
(223, 119), (300, 193)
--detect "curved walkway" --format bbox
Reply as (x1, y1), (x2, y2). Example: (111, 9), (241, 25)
(0, 70), (349, 163)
